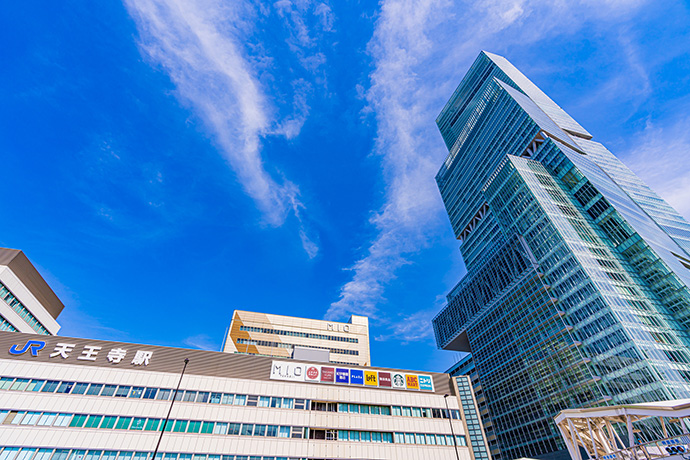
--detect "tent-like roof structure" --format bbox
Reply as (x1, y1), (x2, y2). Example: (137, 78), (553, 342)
(555, 400), (690, 460)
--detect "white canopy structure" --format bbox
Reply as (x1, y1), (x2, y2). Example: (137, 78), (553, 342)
(555, 400), (690, 460)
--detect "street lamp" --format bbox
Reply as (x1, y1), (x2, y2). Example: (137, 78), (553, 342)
(444, 394), (461, 460)
(152, 358), (189, 460)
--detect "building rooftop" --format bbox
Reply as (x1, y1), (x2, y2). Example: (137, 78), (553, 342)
(0, 248), (65, 320)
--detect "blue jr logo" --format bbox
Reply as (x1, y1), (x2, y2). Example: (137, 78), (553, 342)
(9, 340), (46, 357)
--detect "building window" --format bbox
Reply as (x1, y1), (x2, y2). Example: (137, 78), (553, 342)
(84, 415), (102, 428)
(0, 281), (51, 334)
(144, 419), (160, 431)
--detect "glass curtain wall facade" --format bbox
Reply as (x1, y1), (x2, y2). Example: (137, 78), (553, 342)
(448, 355), (502, 459)
(432, 51), (690, 460)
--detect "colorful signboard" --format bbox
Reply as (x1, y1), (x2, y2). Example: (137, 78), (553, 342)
(379, 372), (392, 387)
(305, 365), (320, 382)
(350, 369), (364, 385)
(321, 367), (335, 383)
(269, 360), (434, 392)
(364, 371), (378, 386)
(392, 373), (406, 389)
(418, 374), (434, 391)
(335, 368), (349, 384)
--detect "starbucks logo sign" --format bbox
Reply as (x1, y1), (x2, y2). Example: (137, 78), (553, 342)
(392, 374), (405, 388)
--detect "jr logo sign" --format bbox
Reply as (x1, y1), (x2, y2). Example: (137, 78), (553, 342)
(9, 340), (46, 357)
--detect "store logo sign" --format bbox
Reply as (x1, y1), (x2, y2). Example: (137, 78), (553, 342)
(419, 375), (434, 391)
(392, 373), (405, 389)
(378, 372), (392, 387)
(7, 339), (153, 366)
(270, 362), (305, 382)
(305, 366), (320, 381)
(335, 368), (349, 384)
(364, 371), (378, 386)
(321, 367), (335, 383)
(269, 361), (434, 392)
(9, 340), (46, 357)
(350, 369), (364, 385)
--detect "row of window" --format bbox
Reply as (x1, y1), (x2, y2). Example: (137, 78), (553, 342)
(236, 338), (359, 356)
(0, 377), (306, 409)
(0, 447), (304, 460)
(239, 326), (358, 343)
(0, 316), (17, 332)
(309, 429), (467, 446)
(0, 376), (460, 419)
(316, 402), (459, 419)
(2, 409), (302, 439)
(0, 410), (464, 447)
(0, 282), (49, 334)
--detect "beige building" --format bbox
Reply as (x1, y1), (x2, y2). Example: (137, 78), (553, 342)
(222, 310), (371, 367)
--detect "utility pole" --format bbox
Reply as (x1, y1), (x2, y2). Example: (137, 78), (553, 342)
(445, 394), (461, 460)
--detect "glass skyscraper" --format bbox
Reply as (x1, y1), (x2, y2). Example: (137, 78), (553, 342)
(432, 51), (690, 460)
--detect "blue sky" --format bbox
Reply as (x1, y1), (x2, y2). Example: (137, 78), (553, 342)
(1, 0), (689, 372)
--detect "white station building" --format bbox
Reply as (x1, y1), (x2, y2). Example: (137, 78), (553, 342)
(0, 248), (64, 335)
(0, 330), (490, 460)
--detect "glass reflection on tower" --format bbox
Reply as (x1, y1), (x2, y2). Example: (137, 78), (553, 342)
(433, 51), (690, 460)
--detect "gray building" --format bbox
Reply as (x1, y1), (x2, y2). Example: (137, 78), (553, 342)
(432, 51), (690, 460)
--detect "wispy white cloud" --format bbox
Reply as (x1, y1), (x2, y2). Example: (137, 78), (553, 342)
(327, 0), (452, 321)
(622, 117), (690, 219)
(123, 0), (319, 256)
(314, 3), (335, 32)
(374, 310), (436, 344)
(273, 0), (334, 75)
(329, 0), (653, 337)
(183, 333), (219, 351)
(272, 78), (312, 140)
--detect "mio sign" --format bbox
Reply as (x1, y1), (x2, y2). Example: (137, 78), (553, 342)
(270, 361), (305, 381)
(326, 323), (350, 333)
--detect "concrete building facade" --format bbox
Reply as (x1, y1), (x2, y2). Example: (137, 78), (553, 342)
(1, 330), (477, 460)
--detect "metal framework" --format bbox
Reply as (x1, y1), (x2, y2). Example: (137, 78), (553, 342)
(555, 400), (690, 460)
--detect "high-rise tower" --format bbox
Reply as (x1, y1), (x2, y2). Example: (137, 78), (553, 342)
(432, 51), (690, 460)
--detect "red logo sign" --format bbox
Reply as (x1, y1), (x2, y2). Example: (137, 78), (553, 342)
(378, 372), (392, 387)
(321, 367), (335, 382)
(306, 366), (319, 380)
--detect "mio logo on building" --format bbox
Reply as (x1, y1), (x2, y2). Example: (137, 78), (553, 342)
(270, 361), (305, 382)
(9, 340), (46, 357)
(326, 323), (351, 333)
